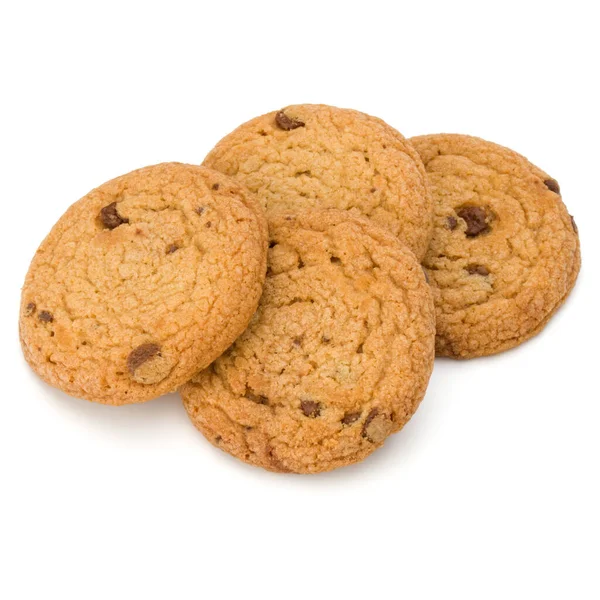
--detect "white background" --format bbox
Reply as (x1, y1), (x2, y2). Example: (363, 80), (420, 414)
(1, 2), (598, 599)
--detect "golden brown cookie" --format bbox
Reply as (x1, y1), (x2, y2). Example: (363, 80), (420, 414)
(203, 104), (433, 260)
(20, 163), (268, 404)
(410, 134), (581, 358)
(181, 210), (435, 474)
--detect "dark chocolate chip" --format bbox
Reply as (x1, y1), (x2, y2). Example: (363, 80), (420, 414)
(570, 215), (578, 233)
(370, 187), (377, 193)
(269, 241), (277, 248)
(127, 343), (161, 374)
(544, 178), (560, 194)
(38, 311), (53, 323)
(361, 408), (392, 443)
(212, 183), (220, 191)
(206, 221), (212, 228)
(330, 256), (341, 264)
(25, 302), (36, 316)
(275, 110), (305, 131)
(301, 400), (321, 418)
(447, 216), (458, 230)
(466, 264), (490, 276)
(267, 445), (291, 472)
(246, 391), (269, 405)
(99, 202), (129, 230)
(456, 206), (490, 237)
(362, 409), (379, 437)
(342, 411), (361, 425)
(166, 244), (179, 254)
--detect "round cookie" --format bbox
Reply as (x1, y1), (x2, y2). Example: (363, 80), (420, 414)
(409, 134), (581, 359)
(181, 210), (435, 474)
(20, 163), (268, 404)
(203, 104), (433, 260)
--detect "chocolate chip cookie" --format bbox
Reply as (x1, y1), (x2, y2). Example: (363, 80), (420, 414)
(410, 134), (581, 358)
(203, 104), (433, 260)
(181, 210), (435, 474)
(20, 163), (268, 404)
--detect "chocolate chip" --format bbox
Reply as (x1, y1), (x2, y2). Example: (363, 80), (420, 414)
(362, 408), (392, 443)
(544, 178), (560, 194)
(166, 244), (178, 254)
(267, 445), (291, 472)
(447, 216), (458, 230)
(206, 221), (212, 228)
(215, 436), (222, 444)
(456, 206), (490, 237)
(292, 336), (303, 348)
(25, 302), (36, 316)
(570, 215), (578, 233)
(342, 411), (361, 425)
(275, 110), (305, 131)
(38, 311), (53, 323)
(196, 206), (206, 215)
(99, 202), (129, 230)
(212, 183), (220, 191)
(301, 400), (321, 418)
(269, 241), (277, 248)
(370, 187), (377, 193)
(330, 256), (341, 264)
(127, 343), (161, 374)
(357, 343), (364, 354)
(362, 409), (378, 435)
(466, 264), (490, 276)
(246, 391), (269, 405)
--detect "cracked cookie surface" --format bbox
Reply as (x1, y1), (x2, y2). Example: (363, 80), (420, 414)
(410, 134), (581, 358)
(203, 104), (433, 260)
(20, 163), (268, 404)
(181, 210), (435, 474)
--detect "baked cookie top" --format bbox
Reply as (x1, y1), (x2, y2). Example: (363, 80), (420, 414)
(20, 163), (268, 404)
(410, 134), (581, 358)
(181, 210), (435, 474)
(203, 104), (433, 260)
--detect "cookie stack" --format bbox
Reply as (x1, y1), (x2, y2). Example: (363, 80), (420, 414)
(20, 104), (580, 474)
